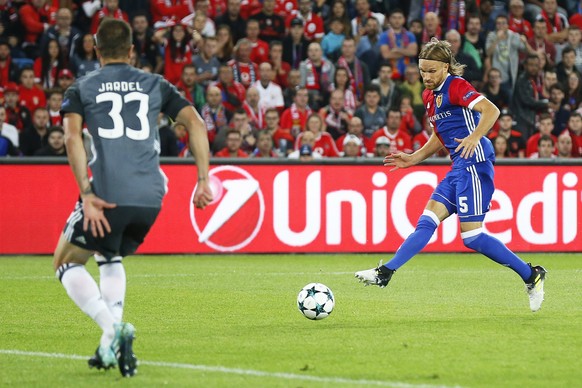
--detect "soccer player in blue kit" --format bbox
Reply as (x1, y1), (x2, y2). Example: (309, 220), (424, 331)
(355, 38), (547, 312)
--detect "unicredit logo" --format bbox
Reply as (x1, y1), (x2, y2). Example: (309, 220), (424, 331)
(190, 166), (265, 252)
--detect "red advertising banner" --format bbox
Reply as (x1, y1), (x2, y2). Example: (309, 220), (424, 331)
(1, 163), (581, 254)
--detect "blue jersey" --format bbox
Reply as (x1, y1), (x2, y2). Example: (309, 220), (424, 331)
(422, 75), (495, 169)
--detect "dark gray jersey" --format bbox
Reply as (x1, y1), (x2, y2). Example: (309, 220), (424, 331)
(61, 63), (190, 207)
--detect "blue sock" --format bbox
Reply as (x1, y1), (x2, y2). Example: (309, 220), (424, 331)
(462, 229), (533, 282)
(385, 212), (439, 270)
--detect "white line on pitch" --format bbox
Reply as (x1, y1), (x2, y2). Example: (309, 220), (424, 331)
(0, 349), (461, 388)
(0, 272), (355, 280)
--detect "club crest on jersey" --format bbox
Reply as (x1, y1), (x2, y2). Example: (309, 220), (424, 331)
(436, 94), (443, 108)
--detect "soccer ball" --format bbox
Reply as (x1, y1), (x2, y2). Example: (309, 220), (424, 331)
(297, 283), (335, 320)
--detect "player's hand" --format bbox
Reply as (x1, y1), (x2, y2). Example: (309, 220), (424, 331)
(454, 135), (480, 159)
(193, 180), (214, 209)
(383, 152), (414, 171)
(81, 194), (117, 238)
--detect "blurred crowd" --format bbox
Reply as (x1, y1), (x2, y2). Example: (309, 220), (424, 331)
(0, 0), (581, 159)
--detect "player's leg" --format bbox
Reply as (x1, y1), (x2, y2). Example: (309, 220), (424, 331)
(458, 162), (546, 311)
(53, 234), (118, 368)
(355, 172), (456, 287)
(95, 253), (125, 323)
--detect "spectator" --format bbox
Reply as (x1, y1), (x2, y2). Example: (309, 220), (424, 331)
(565, 71), (582, 111)
(526, 113), (558, 156)
(214, 128), (249, 157)
(280, 87), (311, 138)
(200, 85), (229, 146)
(330, 67), (356, 114)
(244, 19), (269, 65)
(213, 64), (246, 114)
(214, 108), (257, 153)
(268, 40), (291, 89)
(488, 109), (526, 157)
(0, 105), (18, 148)
(228, 38), (259, 89)
(282, 18), (309, 69)
(33, 38), (66, 88)
(373, 136), (391, 157)
(91, 0), (128, 34)
(150, 0), (194, 25)
(214, 0), (246, 44)
(294, 113), (339, 157)
(327, 0), (351, 38)
(299, 42), (334, 110)
(528, 19), (557, 68)
(41, 8), (80, 60)
(486, 14), (532, 97)
(419, 12), (441, 48)
(399, 96), (422, 136)
(399, 64), (425, 123)
(379, 9), (418, 80)
(242, 86), (265, 129)
(184, 0), (216, 38)
(263, 108), (292, 154)
(251, 62), (284, 111)
(529, 133), (555, 158)
(19, 0), (57, 58)
(463, 15), (486, 71)
(446, 29), (482, 87)
(540, 67), (558, 100)
(0, 40), (19, 88)
(548, 83), (571, 134)
(70, 33), (100, 77)
(355, 85), (386, 138)
(215, 24), (234, 64)
(411, 115), (447, 157)
(0, 1), (20, 42)
(482, 67), (511, 109)
(3, 82), (32, 131)
(46, 88), (63, 127)
(350, 0), (384, 38)
(192, 36), (220, 88)
(157, 118), (180, 157)
(565, 111), (582, 155)
(512, 54), (550, 139)
(492, 135), (510, 158)
(288, 130), (322, 159)
(274, 0), (298, 18)
(321, 18), (345, 62)
(154, 23), (193, 85)
(371, 108), (412, 153)
(131, 12), (162, 73)
(355, 16), (381, 74)
(285, 0), (324, 42)
(251, 0), (285, 43)
(18, 67), (46, 113)
(508, 0), (533, 39)
(33, 125), (65, 156)
(556, 131), (574, 157)
(319, 89), (351, 140)
(557, 47), (582, 86)
(336, 36), (369, 105)
(560, 26), (582, 73)
(56, 68), (75, 91)
(341, 133), (363, 157)
(372, 62), (402, 111)
(282, 69), (301, 108)
(176, 64), (206, 111)
(251, 130), (279, 157)
(0, 130), (18, 156)
(535, 0), (569, 44)
(335, 116), (373, 154)
(19, 107), (49, 156)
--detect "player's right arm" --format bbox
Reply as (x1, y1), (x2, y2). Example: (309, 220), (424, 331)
(383, 131), (443, 171)
(63, 112), (116, 238)
(175, 106), (214, 209)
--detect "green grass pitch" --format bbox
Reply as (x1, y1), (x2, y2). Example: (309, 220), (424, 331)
(1, 253), (581, 387)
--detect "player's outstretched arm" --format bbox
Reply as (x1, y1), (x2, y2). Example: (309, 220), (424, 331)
(384, 131), (444, 171)
(176, 106), (214, 209)
(63, 112), (116, 238)
(454, 98), (500, 159)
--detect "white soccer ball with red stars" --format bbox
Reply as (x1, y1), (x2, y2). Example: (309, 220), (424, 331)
(297, 283), (335, 320)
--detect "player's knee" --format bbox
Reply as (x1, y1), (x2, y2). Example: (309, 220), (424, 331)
(416, 210), (440, 232)
(462, 228), (484, 251)
(52, 235), (92, 272)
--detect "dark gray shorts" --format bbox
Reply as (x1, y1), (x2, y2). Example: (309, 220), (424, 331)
(63, 199), (161, 260)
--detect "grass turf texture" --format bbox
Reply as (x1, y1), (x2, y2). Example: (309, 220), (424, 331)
(0, 253), (580, 387)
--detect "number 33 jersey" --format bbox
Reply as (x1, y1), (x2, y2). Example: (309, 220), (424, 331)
(61, 63), (191, 207)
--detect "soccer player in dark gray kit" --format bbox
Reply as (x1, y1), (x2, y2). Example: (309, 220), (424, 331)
(53, 19), (213, 377)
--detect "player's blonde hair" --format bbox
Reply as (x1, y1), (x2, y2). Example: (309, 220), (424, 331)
(418, 37), (466, 76)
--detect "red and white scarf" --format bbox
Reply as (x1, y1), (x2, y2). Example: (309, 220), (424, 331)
(304, 59), (331, 91)
(337, 57), (364, 101)
(541, 10), (563, 33)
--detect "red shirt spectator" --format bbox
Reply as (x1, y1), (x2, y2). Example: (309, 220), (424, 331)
(285, 10), (324, 41)
(91, 1), (128, 34)
(213, 80), (247, 114)
(275, 0), (297, 17)
(214, 147), (249, 157)
(240, 0), (262, 19)
(371, 126), (412, 153)
(335, 132), (373, 153)
(150, 0), (193, 24)
(19, 0), (57, 44)
(294, 130), (339, 157)
(18, 68), (46, 113)
(526, 133), (558, 156)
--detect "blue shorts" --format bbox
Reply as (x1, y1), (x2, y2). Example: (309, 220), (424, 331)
(430, 161), (495, 222)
